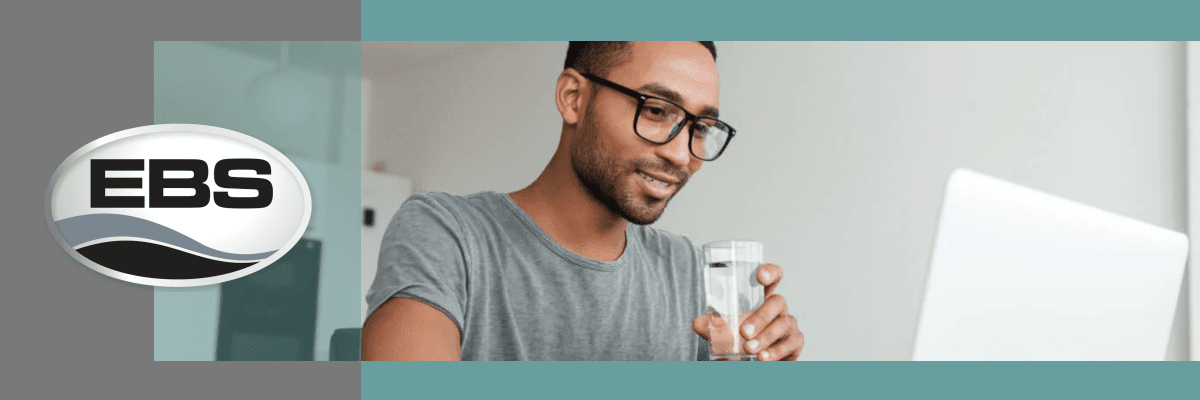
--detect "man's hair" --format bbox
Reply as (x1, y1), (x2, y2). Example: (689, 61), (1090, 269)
(564, 41), (717, 77)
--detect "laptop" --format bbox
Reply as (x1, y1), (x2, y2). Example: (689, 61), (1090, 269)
(912, 169), (1188, 361)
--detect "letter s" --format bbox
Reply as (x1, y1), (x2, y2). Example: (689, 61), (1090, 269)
(213, 159), (273, 209)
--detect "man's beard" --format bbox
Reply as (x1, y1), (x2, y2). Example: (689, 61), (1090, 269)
(570, 107), (690, 225)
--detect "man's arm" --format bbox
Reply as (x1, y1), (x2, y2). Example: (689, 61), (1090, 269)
(364, 192), (469, 361)
(361, 297), (461, 361)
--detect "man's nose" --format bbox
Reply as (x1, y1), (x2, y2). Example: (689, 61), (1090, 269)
(656, 124), (693, 169)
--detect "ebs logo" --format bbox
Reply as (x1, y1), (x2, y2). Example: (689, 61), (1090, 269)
(45, 124), (312, 287)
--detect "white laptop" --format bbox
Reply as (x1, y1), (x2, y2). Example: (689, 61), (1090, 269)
(912, 169), (1188, 361)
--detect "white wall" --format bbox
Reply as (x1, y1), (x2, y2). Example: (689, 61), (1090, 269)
(365, 42), (1189, 360)
(365, 42), (567, 194)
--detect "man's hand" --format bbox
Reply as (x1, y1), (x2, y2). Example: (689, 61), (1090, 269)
(692, 264), (804, 361)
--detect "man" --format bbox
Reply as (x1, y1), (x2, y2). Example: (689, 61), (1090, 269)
(362, 41), (804, 361)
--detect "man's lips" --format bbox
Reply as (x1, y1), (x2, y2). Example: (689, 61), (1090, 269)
(634, 167), (690, 201)
(638, 169), (685, 185)
(637, 172), (675, 200)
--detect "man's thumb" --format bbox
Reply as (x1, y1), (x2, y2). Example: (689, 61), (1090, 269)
(692, 315), (710, 339)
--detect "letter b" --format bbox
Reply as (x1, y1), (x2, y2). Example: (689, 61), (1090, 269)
(149, 159), (210, 208)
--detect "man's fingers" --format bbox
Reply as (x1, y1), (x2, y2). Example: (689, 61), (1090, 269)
(696, 314), (736, 355)
(757, 263), (783, 296)
(744, 313), (790, 354)
(745, 314), (798, 360)
(693, 314), (732, 339)
(760, 320), (804, 361)
(702, 263), (798, 361)
(692, 315), (709, 338)
(741, 294), (787, 340)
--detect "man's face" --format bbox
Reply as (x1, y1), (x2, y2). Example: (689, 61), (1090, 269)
(571, 42), (720, 225)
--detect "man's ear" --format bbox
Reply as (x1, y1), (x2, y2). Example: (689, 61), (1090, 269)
(556, 68), (587, 126)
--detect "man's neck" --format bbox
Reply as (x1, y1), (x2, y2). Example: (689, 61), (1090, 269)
(509, 162), (627, 262)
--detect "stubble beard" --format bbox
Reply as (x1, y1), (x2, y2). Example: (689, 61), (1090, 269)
(570, 105), (688, 226)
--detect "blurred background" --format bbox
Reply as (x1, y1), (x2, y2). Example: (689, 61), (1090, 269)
(154, 42), (361, 361)
(361, 41), (1192, 361)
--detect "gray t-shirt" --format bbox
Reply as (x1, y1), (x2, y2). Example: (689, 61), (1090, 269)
(366, 191), (708, 361)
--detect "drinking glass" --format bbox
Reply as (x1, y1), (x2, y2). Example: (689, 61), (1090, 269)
(702, 240), (765, 361)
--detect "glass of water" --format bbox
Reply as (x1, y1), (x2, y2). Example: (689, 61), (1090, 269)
(702, 240), (765, 361)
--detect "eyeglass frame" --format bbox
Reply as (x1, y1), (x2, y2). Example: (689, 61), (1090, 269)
(579, 71), (736, 162)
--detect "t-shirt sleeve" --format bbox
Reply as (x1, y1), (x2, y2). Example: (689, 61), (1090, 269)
(364, 193), (469, 334)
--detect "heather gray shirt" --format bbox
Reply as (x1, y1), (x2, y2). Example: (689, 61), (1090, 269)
(366, 191), (708, 361)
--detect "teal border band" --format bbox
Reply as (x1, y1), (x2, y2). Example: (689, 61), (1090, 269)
(363, 0), (1200, 40)
(364, 361), (1199, 399)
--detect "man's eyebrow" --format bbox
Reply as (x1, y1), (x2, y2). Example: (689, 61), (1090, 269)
(637, 83), (720, 119)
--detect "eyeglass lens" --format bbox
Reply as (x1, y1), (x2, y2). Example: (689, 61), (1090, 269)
(636, 98), (731, 161)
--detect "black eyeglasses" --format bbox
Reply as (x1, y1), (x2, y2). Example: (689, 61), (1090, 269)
(580, 72), (736, 161)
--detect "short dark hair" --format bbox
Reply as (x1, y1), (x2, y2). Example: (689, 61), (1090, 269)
(564, 41), (717, 77)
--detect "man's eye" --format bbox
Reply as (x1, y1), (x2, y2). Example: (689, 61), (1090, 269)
(693, 121), (717, 134)
(642, 105), (672, 120)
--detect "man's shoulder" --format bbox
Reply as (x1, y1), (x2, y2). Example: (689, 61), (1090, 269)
(399, 191), (504, 217)
(392, 190), (514, 235)
(629, 224), (698, 260)
(403, 190), (496, 206)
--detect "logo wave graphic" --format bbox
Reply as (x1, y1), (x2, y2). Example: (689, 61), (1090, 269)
(75, 241), (259, 279)
(56, 214), (277, 260)
(55, 214), (278, 279)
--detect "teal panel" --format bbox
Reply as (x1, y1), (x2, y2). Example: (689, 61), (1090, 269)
(153, 41), (360, 361)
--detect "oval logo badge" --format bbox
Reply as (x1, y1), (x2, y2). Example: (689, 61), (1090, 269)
(45, 124), (312, 287)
